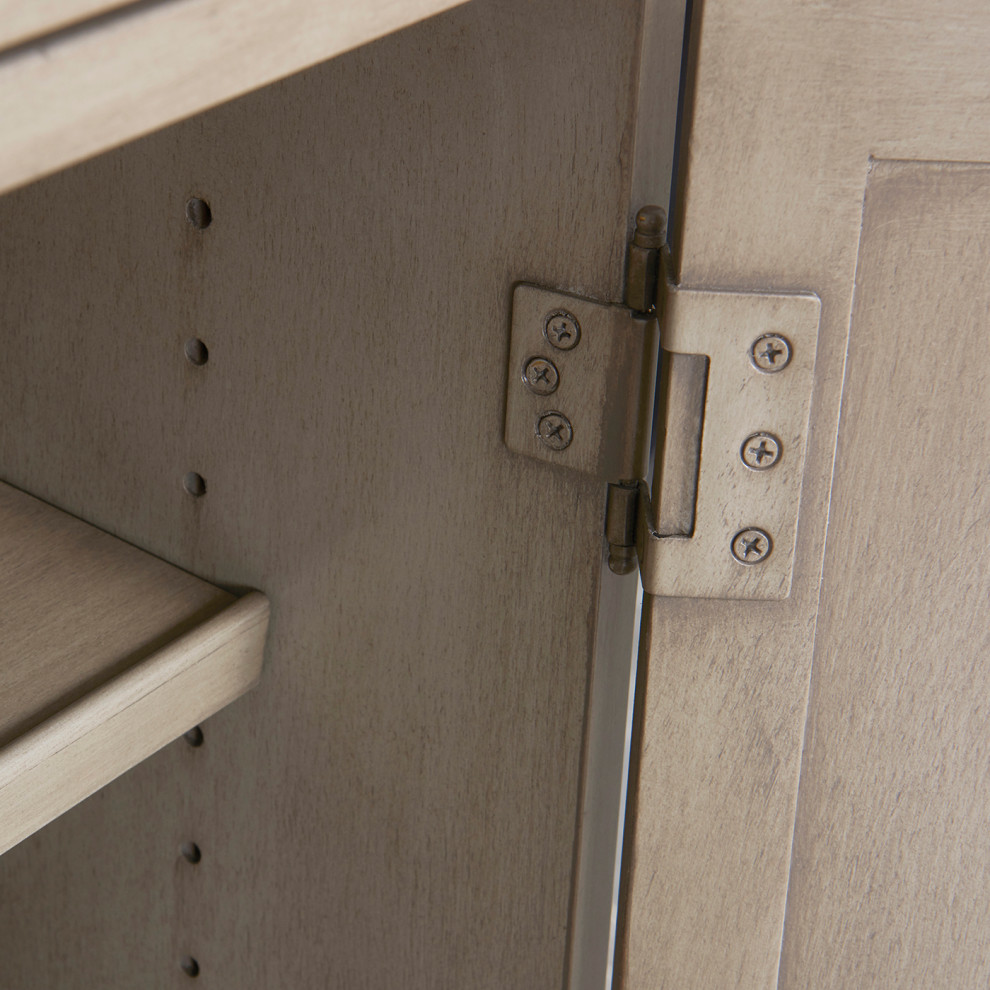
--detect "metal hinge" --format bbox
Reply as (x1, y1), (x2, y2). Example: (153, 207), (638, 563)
(503, 284), (659, 483)
(505, 207), (821, 601)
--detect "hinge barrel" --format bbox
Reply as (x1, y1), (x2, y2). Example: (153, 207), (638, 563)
(624, 205), (666, 315)
(605, 481), (640, 575)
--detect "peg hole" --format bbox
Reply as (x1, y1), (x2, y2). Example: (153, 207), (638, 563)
(183, 472), (207, 498)
(184, 338), (209, 366)
(185, 198), (212, 229)
(180, 842), (202, 864)
(180, 956), (200, 978)
(183, 726), (204, 747)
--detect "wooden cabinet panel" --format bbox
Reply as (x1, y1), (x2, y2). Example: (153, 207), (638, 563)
(620, 2), (990, 988)
(0, 0), (132, 49)
(778, 159), (990, 990)
(0, 0), (469, 195)
(0, 481), (267, 856)
(0, 1), (654, 986)
(0, 480), (231, 745)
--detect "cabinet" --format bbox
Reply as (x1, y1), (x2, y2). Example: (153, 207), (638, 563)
(2, 2), (987, 989)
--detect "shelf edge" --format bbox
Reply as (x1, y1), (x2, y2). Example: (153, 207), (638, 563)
(0, 590), (270, 856)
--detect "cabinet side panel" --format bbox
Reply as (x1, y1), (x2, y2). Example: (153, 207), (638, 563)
(0, 1), (645, 986)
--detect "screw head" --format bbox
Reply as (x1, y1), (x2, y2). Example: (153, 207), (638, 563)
(750, 333), (792, 372)
(740, 432), (782, 470)
(537, 412), (573, 450)
(730, 527), (773, 565)
(544, 311), (581, 350)
(523, 356), (559, 395)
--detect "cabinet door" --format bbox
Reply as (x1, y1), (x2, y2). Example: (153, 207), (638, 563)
(620, 2), (990, 988)
(0, 2), (679, 987)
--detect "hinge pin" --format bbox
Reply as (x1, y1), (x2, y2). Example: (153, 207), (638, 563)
(624, 205), (666, 315)
(605, 481), (640, 575)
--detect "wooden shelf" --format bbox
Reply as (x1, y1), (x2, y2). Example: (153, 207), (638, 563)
(0, 0), (470, 196)
(0, 0), (133, 51)
(0, 481), (269, 856)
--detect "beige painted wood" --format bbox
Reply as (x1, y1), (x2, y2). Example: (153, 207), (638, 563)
(0, 0), (469, 196)
(778, 159), (990, 990)
(620, 1), (990, 987)
(0, 592), (270, 857)
(0, 480), (268, 855)
(0, 1), (654, 986)
(0, 0), (132, 50)
(1, 480), (230, 742)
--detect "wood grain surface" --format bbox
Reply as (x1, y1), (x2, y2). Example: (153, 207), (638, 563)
(0, 1), (648, 986)
(619, 1), (990, 987)
(0, 0), (133, 50)
(0, 480), (231, 745)
(778, 159), (990, 990)
(0, 591), (269, 857)
(0, 0), (469, 196)
(0, 480), (267, 855)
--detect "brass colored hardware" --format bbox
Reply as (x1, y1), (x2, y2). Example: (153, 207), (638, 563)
(639, 285), (820, 600)
(545, 311), (582, 350)
(730, 527), (773, 565)
(507, 211), (819, 601)
(624, 205), (666, 315)
(537, 412), (573, 450)
(523, 356), (559, 395)
(605, 481), (640, 575)
(504, 284), (658, 482)
(740, 432), (782, 471)
(750, 332), (792, 373)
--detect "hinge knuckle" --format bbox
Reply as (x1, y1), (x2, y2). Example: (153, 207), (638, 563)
(623, 205), (666, 315)
(605, 481), (640, 575)
(624, 242), (658, 315)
